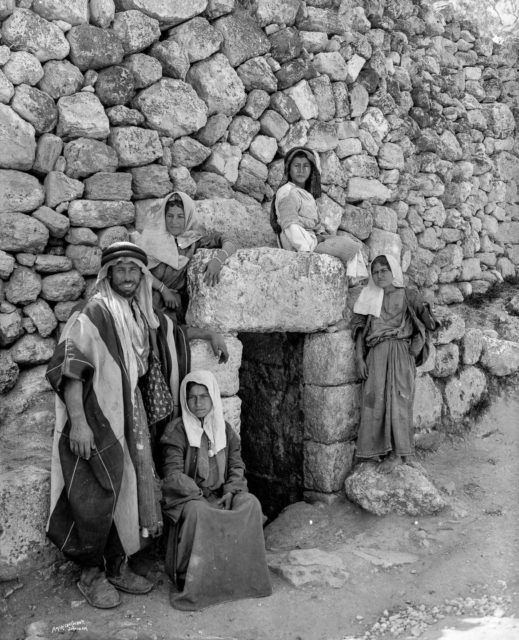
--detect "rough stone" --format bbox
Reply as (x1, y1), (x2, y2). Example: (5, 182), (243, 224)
(95, 65), (135, 107)
(0, 250), (15, 279)
(237, 56), (277, 93)
(195, 114), (231, 147)
(169, 166), (197, 197)
(234, 153), (268, 201)
(433, 343), (459, 378)
(31, 0), (88, 25)
(41, 271), (85, 301)
(96, 226), (129, 250)
(0, 171), (44, 213)
(11, 82), (58, 134)
(168, 16), (222, 63)
(255, 0), (299, 27)
(67, 24), (124, 71)
(190, 335), (242, 397)
(2, 8), (70, 62)
(32, 206), (69, 238)
(44, 171), (84, 208)
(84, 172), (132, 201)
(123, 53), (162, 89)
(130, 164), (172, 199)
(56, 92), (110, 140)
(65, 244), (102, 275)
(108, 126), (162, 167)
(9, 334), (56, 365)
(228, 116), (260, 152)
(445, 366), (487, 422)
(187, 53), (246, 117)
(5, 266), (41, 305)
(480, 336), (519, 377)
(3, 51), (43, 86)
(170, 137), (211, 169)
(0, 105), (36, 171)
(203, 142), (242, 183)
(260, 109), (290, 141)
(346, 178), (391, 204)
(116, 0), (208, 25)
(413, 373), (442, 430)
(23, 299), (57, 338)
(34, 255), (73, 273)
(461, 327), (483, 365)
(285, 80), (318, 120)
(135, 78), (208, 138)
(304, 441), (355, 493)
(366, 229), (402, 262)
(38, 60), (83, 100)
(68, 200), (135, 228)
(90, 0), (115, 28)
(304, 383), (361, 443)
(214, 12), (270, 67)
(433, 309), (465, 344)
(204, 0), (234, 20)
(0, 69), (14, 103)
(339, 204), (373, 240)
(193, 172), (233, 199)
(64, 138), (118, 179)
(112, 9), (160, 55)
(249, 135), (277, 164)
(0, 352), (18, 393)
(268, 548), (349, 589)
(0, 212), (48, 255)
(187, 248), (347, 333)
(268, 26), (302, 65)
(150, 38), (189, 80)
(0, 311), (23, 347)
(106, 105), (145, 127)
(345, 463), (446, 516)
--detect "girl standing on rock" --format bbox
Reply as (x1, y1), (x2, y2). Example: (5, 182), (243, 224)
(352, 254), (438, 473)
(271, 146), (368, 278)
(132, 191), (237, 322)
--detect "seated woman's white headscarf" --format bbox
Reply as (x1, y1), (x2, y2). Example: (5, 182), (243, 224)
(180, 370), (227, 456)
(132, 191), (204, 271)
(353, 253), (404, 318)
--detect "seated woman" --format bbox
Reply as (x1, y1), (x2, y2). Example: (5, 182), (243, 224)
(271, 146), (368, 279)
(161, 370), (272, 610)
(351, 254), (438, 473)
(132, 191), (237, 321)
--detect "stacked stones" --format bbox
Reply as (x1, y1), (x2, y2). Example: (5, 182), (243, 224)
(0, 0), (518, 574)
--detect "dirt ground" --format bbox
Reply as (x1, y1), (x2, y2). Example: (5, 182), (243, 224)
(3, 387), (519, 640)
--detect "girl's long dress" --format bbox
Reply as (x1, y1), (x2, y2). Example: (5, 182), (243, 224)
(357, 289), (416, 459)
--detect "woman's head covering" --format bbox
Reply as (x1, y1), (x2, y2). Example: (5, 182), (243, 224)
(131, 191), (204, 270)
(283, 146), (322, 199)
(180, 370), (227, 455)
(95, 241), (159, 390)
(353, 253), (404, 317)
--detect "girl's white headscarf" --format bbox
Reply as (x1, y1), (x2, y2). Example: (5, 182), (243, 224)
(95, 246), (159, 391)
(131, 191), (204, 271)
(180, 370), (227, 455)
(353, 254), (404, 317)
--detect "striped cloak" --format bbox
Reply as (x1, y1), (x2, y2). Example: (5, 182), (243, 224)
(45, 298), (189, 565)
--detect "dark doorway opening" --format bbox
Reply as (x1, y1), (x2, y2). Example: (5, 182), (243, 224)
(238, 332), (305, 520)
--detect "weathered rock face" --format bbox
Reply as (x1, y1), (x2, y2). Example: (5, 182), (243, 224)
(0, 171), (45, 212)
(2, 8), (70, 62)
(480, 336), (519, 376)
(190, 335), (242, 397)
(345, 463), (446, 516)
(67, 24), (124, 70)
(0, 105), (36, 170)
(56, 92), (110, 140)
(117, 0), (208, 26)
(445, 366), (487, 421)
(186, 248), (347, 333)
(187, 53), (246, 116)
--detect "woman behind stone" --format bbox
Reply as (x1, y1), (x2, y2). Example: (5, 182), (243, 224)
(160, 370), (272, 610)
(271, 146), (368, 279)
(352, 254), (438, 473)
(132, 191), (236, 322)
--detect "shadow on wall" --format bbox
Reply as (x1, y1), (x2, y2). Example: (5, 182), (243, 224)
(238, 332), (305, 520)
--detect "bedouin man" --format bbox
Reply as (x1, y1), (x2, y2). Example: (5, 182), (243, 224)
(45, 242), (228, 609)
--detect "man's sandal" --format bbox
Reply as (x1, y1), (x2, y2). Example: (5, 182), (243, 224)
(107, 562), (154, 595)
(77, 572), (121, 609)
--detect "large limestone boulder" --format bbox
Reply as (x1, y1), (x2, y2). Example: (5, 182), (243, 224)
(0, 171), (44, 213)
(38, 60), (84, 100)
(445, 366), (487, 422)
(221, 395), (241, 435)
(0, 105), (36, 170)
(5, 267), (42, 305)
(112, 9), (161, 55)
(44, 171), (84, 208)
(304, 441), (355, 493)
(168, 17), (223, 63)
(64, 138), (118, 179)
(187, 248), (348, 333)
(135, 78), (208, 138)
(0, 466), (54, 580)
(41, 271), (85, 302)
(123, 53), (162, 89)
(68, 200), (135, 228)
(0, 212), (48, 253)
(67, 24), (124, 71)
(109, 126), (162, 167)
(214, 12), (270, 67)
(187, 53), (246, 117)
(3, 51), (44, 86)
(345, 463), (446, 516)
(10, 84), (57, 134)
(84, 172), (132, 201)
(480, 336), (519, 377)
(149, 38), (189, 80)
(303, 330), (358, 385)
(31, 0), (89, 25)
(413, 373), (442, 430)
(1, 8), (70, 62)
(190, 335), (242, 397)
(56, 93), (110, 140)
(116, 0), (208, 25)
(304, 383), (361, 443)
(33, 133), (63, 175)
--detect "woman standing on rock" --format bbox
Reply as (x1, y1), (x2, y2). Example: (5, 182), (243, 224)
(132, 191), (237, 322)
(271, 146), (367, 278)
(161, 370), (272, 610)
(352, 254), (438, 473)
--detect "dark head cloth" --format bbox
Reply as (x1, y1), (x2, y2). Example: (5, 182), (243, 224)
(101, 242), (148, 267)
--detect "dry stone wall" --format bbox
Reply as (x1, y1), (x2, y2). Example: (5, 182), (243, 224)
(0, 0), (518, 575)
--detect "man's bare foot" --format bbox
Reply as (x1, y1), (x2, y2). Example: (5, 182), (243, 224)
(379, 453), (403, 474)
